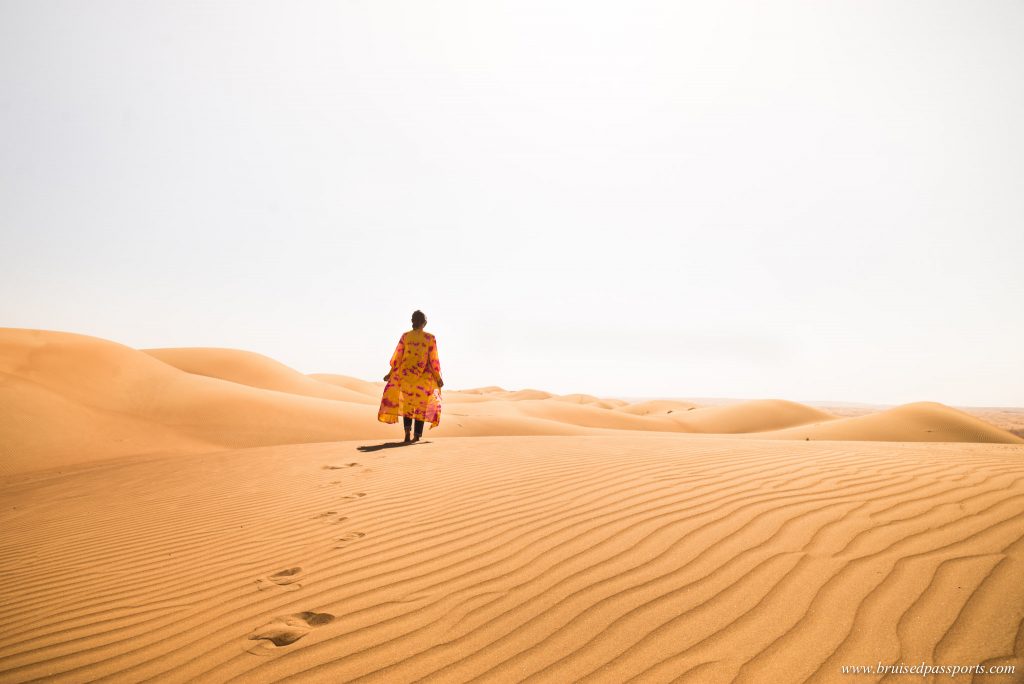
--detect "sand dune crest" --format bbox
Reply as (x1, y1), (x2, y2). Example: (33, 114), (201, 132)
(145, 347), (374, 404)
(757, 401), (1024, 443)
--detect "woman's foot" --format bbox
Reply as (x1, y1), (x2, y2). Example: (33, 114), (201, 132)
(403, 430), (412, 443)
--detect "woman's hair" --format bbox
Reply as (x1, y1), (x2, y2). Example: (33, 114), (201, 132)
(411, 310), (427, 328)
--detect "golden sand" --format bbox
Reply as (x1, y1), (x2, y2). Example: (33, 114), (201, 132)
(1, 328), (1022, 682)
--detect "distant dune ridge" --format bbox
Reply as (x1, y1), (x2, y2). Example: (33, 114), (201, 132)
(1, 327), (1023, 682)
(145, 347), (376, 404)
(0, 327), (1020, 475)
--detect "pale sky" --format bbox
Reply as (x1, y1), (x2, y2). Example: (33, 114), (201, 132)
(2, 1), (1022, 406)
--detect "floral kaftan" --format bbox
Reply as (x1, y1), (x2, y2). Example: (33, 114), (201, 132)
(377, 329), (442, 428)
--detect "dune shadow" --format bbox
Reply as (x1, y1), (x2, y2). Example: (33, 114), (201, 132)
(357, 441), (431, 452)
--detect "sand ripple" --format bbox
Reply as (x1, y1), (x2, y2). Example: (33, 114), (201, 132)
(0, 436), (1021, 682)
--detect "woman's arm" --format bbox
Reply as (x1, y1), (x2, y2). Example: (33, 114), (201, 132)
(428, 337), (443, 388)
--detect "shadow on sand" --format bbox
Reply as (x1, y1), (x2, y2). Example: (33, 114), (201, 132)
(357, 441), (431, 453)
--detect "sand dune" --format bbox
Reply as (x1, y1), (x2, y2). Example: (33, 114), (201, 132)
(614, 398), (701, 415)
(3, 327), (1024, 682)
(145, 347), (375, 404)
(0, 435), (1021, 682)
(471, 398), (684, 433)
(0, 329), (394, 473)
(456, 385), (508, 395)
(552, 393), (628, 410)
(962, 407), (1024, 437)
(498, 389), (557, 401)
(0, 371), (218, 473)
(3, 328), (1022, 475)
(672, 399), (836, 434)
(755, 401), (1024, 444)
(307, 373), (384, 398)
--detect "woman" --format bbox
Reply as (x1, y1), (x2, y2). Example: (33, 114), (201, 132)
(377, 310), (444, 442)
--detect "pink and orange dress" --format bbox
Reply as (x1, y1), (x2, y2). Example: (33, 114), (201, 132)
(377, 329), (442, 428)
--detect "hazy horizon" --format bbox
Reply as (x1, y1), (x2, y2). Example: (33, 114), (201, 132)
(2, 1), (1022, 406)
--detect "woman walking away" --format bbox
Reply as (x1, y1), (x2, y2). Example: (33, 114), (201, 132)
(378, 310), (444, 442)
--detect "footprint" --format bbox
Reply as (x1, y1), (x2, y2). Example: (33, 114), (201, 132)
(339, 492), (366, 500)
(323, 463), (360, 470)
(255, 566), (304, 592)
(318, 511), (349, 523)
(245, 611), (335, 654)
(334, 531), (365, 548)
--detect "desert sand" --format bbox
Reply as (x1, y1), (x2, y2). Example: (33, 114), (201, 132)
(1, 328), (1022, 683)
